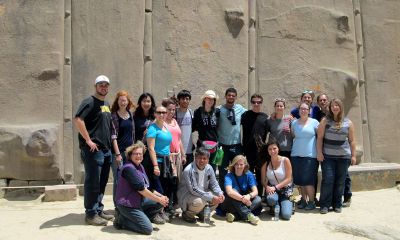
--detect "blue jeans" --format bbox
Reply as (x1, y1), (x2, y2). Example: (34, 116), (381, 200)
(111, 152), (126, 207)
(218, 144), (243, 189)
(320, 157), (350, 209)
(344, 168), (352, 201)
(266, 192), (292, 220)
(117, 198), (163, 235)
(220, 195), (262, 220)
(81, 147), (112, 217)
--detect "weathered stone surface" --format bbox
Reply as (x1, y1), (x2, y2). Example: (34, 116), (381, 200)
(360, 0), (400, 164)
(325, 221), (400, 240)
(29, 180), (63, 187)
(257, 0), (364, 161)
(0, 125), (62, 180)
(44, 185), (77, 202)
(152, 0), (249, 106)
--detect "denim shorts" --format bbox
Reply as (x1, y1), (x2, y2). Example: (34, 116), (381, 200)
(291, 156), (318, 186)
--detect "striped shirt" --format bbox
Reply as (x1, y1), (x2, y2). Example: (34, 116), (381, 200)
(323, 118), (351, 158)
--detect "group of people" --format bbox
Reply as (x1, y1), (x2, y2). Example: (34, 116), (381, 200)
(74, 75), (357, 235)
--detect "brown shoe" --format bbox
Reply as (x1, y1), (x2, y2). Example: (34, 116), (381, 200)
(85, 215), (108, 226)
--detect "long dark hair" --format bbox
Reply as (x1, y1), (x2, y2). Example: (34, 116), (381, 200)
(134, 92), (156, 120)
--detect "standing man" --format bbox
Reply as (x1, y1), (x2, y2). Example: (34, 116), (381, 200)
(74, 75), (114, 226)
(217, 87), (247, 189)
(176, 90), (194, 167)
(316, 93), (329, 122)
(177, 147), (225, 223)
(241, 93), (269, 196)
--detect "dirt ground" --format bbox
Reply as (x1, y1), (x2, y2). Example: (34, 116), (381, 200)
(0, 187), (399, 240)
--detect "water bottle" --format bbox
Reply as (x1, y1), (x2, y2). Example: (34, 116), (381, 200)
(274, 204), (280, 221)
(203, 203), (211, 224)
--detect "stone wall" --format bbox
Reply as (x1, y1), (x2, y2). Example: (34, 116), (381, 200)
(0, 0), (399, 185)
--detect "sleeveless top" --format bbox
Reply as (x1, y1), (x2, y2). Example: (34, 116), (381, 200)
(266, 157), (289, 186)
(323, 118), (351, 159)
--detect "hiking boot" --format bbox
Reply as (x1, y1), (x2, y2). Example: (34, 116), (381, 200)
(320, 207), (329, 214)
(304, 201), (316, 210)
(343, 198), (352, 208)
(297, 199), (307, 209)
(226, 213), (235, 223)
(151, 213), (166, 224)
(247, 213), (259, 225)
(85, 215), (108, 226)
(182, 211), (196, 223)
(99, 211), (115, 221)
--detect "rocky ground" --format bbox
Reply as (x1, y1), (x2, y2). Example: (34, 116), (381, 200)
(0, 187), (399, 240)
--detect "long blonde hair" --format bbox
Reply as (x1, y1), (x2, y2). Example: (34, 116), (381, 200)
(227, 155), (249, 174)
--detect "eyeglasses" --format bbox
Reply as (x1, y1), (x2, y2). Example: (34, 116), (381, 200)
(156, 111), (167, 114)
(227, 109), (237, 125)
(302, 90), (314, 94)
(251, 100), (262, 104)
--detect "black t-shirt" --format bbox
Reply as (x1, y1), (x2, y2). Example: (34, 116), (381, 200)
(75, 96), (112, 150)
(241, 110), (269, 152)
(192, 106), (220, 144)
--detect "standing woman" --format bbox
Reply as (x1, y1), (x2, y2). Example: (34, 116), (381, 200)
(161, 98), (186, 215)
(134, 93), (156, 185)
(317, 98), (356, 214)
(291, 102), (319, 210)
(192, 90), (220, 162)
(261, 139), (293, 220)
(110, 90), (136, 205)
(146, 106), (173, 217)
(267, 98), (293, 159)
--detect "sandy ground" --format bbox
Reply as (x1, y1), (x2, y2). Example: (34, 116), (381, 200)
(0, 188), (399, 240)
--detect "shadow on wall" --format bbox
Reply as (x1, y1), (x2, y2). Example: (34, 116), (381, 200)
(225, 10), (244, 38)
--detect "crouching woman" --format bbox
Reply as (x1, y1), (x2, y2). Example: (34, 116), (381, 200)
(220, 155), (262, 225)
(261, 140), (293, 220)
(114, 141), (169, 235)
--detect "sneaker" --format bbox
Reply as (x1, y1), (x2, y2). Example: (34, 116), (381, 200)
(304, 201), (316, 210)
(297, 199), (307, 209)
(247, 213), (259, 225)
(320, 207), (329, 214)
(268, 207), (275, 216)
(151, 213), (166, 224)
(334, 207), (342, 213)
(226, 213), (235, 223)
(315, 198), (320, 207)
(342, 198), (352, 208)
(99, 211), (115, 221)
(182, 211), (197, 223)
(85, 215), (108, 226)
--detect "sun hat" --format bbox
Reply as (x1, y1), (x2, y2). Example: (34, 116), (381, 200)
(201, 90), (218, 100)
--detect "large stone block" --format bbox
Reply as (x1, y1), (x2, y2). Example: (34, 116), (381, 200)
(0, 179), (6, 198)
(44, 185), (77, 202)
(0, 124), (62, 180)
(152, 0), (249, 106)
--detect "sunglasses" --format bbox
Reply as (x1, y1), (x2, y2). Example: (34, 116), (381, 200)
(251, 100), (262, 104)
(302, 90), (314, 94)
(156, 111), (167, 114)
(274, 98), (286, 102)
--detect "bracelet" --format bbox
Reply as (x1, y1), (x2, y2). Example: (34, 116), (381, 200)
(154, 165), (159, 168)
(116, 153), (121, 156)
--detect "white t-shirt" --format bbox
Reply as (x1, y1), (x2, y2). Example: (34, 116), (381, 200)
(197, 168), (205, 191)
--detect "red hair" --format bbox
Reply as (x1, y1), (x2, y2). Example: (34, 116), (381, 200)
(111, 90), (135, 112)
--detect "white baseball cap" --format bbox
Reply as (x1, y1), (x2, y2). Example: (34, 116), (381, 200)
(95, 75), (110, 84)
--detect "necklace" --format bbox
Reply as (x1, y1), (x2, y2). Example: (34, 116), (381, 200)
(118, 110), (130, 120)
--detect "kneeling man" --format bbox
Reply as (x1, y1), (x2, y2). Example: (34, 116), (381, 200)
(177, 147), (225, 223)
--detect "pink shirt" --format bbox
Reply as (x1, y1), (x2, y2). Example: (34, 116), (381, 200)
(165, 119), (182, 153)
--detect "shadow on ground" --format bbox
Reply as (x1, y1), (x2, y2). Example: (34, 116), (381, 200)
(40, 213), (86, 229)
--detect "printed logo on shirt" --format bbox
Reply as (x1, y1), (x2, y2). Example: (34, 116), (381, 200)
(100, 105), (111, 113)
